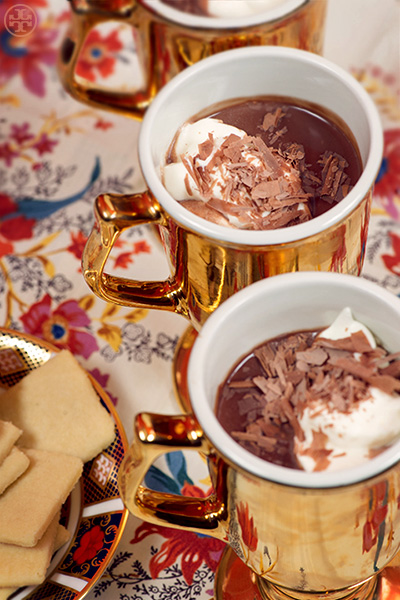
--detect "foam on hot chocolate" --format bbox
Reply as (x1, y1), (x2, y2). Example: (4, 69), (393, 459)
(216, 308), (400, 472)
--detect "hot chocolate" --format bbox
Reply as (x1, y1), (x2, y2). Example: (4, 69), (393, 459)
(158, 0), (288, 18)
(162, 96), (362, 230)
(215, 308), (400, 472)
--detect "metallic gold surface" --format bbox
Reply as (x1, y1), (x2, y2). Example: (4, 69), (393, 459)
(258, 578), (377, 600)
(82, 189), (372, 331)
(119, 410), (400, 599)
(215, 547), (379, 600)
(119, 412), (227, 535)
(58, 0), (327, 119)
(215, 546), (264, 600)
(172, 325), (198, 413)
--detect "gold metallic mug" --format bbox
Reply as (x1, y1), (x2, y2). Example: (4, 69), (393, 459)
(58, 0), (327, 119)
(119, 271), (400, 600)
(82, 46), (383, 331)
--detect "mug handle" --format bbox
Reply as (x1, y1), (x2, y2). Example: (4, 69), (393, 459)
(119, 412), (227, 538)
(82, 192), (185, 313)
(58, 3), (152, 120)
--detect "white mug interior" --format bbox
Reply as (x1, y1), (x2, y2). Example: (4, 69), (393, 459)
(139, 46), (383, 245)
(140, 0), (308, 30)
(187, 271), (400, 489)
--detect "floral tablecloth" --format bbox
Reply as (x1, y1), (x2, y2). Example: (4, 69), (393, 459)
(0, 0), (399, 598)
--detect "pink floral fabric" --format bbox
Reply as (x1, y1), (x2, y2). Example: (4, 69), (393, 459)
(0, 0), (399, 599)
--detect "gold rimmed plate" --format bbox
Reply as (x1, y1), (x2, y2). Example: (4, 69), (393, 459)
(0, 328), (129, 600)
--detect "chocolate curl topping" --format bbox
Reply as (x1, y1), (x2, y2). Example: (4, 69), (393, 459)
(176, 106), (354, 231)
(318, 151), (351, 203)
(229, 328), (400, 470)
(183, 131), (312, 230)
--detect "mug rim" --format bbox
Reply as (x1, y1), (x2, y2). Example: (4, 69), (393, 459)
(139, 0), (309, 30)
(187, 272), (400, 489)
(139, 46), (383, 246)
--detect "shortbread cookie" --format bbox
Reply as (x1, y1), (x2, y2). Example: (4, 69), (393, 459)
(0, 513), (59, 587)
(54, 523), (70, 550)
(0, 421), (22, 464)
(0, 350), (115, 462)
(0, 522), (71, 597)
(0, 447), (30, 495)
(0, 448), (82, 547)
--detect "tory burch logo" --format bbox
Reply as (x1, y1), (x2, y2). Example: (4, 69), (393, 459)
(4, 4), (37, 37)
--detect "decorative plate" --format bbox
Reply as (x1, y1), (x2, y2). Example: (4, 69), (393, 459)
(0, 328), (129, 600)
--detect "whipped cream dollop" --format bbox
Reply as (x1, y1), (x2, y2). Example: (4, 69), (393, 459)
(162, 117), (311, 230)
(162, 118), (246, 204)
(295, 308), (400, 472)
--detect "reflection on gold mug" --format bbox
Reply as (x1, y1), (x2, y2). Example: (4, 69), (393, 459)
(58, 0), (327, 119)
(119, 272), (400, 600)
(82, 46), (383, 332)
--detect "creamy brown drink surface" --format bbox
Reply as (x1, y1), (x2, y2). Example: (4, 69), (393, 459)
(159, 0), (289, 17)
(215, 311), (400, 472)
(162, 96), (363, 230)
(160, 0), (209, 15)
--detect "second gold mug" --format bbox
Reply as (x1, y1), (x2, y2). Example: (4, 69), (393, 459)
(58, 0), (327, 118)
(82, 46), (383, 331)
(119, 271), (400, 599)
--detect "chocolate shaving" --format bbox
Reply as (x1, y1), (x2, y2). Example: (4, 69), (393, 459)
(198, 136), (214, 161)
(229, 379), (257, 389)
(300, 431), (333, 472)
(381, 359), (400, 378)
(316, 330), (373, 353)
(261, 108), (285, 132)
(296, 347), (328, 366)
(269, 126), (288, 145)
(252, 179), (282, 200)
(318, 151), (351, 203)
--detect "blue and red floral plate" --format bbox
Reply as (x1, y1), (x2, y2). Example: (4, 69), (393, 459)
(0, 328), (129, 600)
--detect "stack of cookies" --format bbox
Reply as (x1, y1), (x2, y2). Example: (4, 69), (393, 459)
(0, 350), (116, 598)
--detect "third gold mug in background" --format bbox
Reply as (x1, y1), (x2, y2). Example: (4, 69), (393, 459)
(58, 0), (327, 118)
(82, 46), (383, 332)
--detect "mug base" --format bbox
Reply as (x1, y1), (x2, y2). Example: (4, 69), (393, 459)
(258, 578), (377, 600)
(214, 546), (400, 600)
(172, 325), (198, 413)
